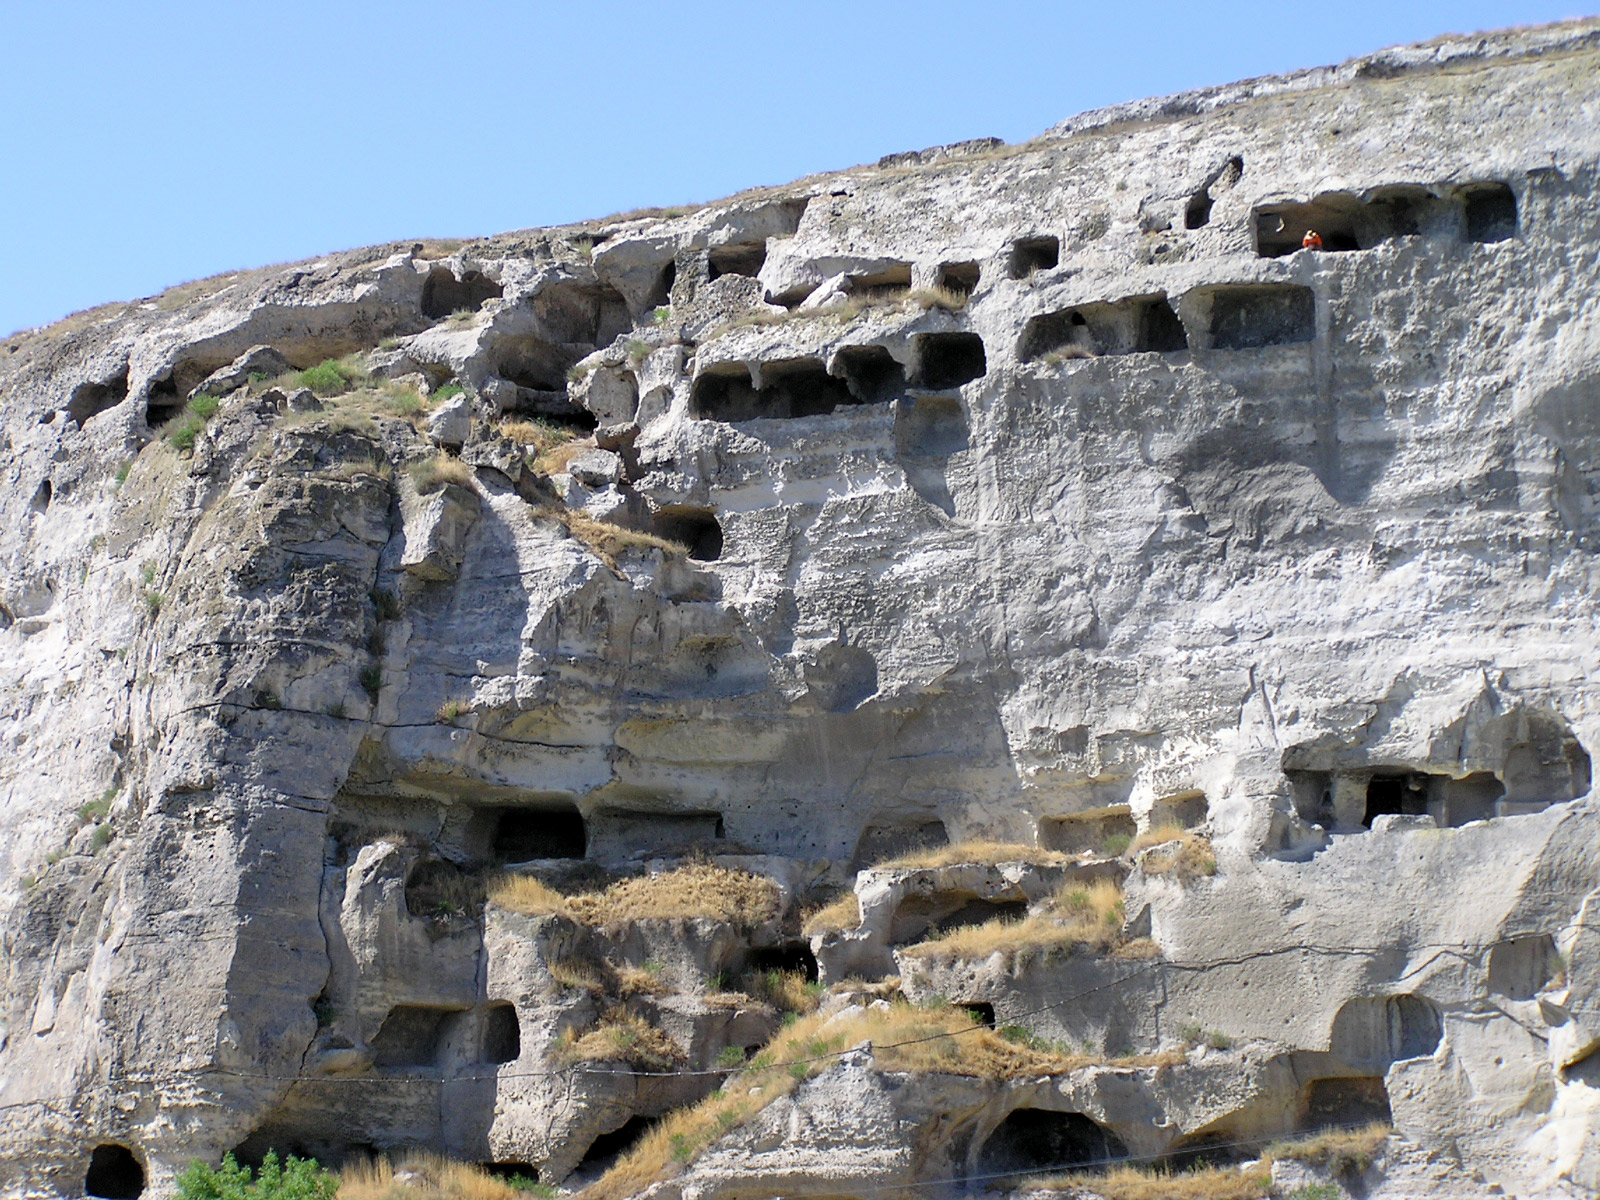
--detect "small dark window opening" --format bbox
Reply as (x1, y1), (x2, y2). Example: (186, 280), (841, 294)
(977, 1109), (1127, 1178)
(1139, 298), (1188, 352)
(935, 898), (1028, 934)
(483, 1002), (522, 1064)
(86, 1145), (145, 1200)
(67, 368), (130, 427)
(145, 376), (184, 427)
(578, 1117), (655, 1173)
(1185, 191), (1215, 229)
(496, 336), (575, 393)
(835, 345), (906, 404)
(1207, 285), (1315, 350)
(938, 262), (981, 295)
(1166, 1130), (1250, 1170)
(963, 1002), (996, 1028)
(371, 1004), (462, 1068)
(748, 942), (820, 982)
(692, 369), (760, 422)
(766, 360), (860, 417)
(404, 857), (482, 918)
(913, 332), (987, 389)
(648, 258), (678, 308)
(708, 243), (768, 280)
(1301, 1077), (1392, 1132)
(30, 479), (51, 513)
(1018, 310), (1093, 362)
(850, 819), (949, 870)
(422, 267), (504, 319)
(493, 807), (587, 861)
(1363, 775), (1427, 826)
(1464, 183), (1517, 243)
(653, 507), (723, 561)
(1008, 236), (1059, 278)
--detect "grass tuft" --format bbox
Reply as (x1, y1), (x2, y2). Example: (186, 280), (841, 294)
(556, 1011), (684, 1072)
(1133, 827), (1217, 882)
(872, 840), (1072, 870)
(535, 506), (687, 567)
(339, 1151), (549, 1200)
(1024, 1163), (1273, 1200)
(1267, 1123), (1390, 1176)
(492, 863), (780, 929)
(296, 357), (367, 397)
(901, 878), (1128, 963)
(801, 892), (861, 937)
(908, 285), (969, 311)
(409, 455), (477, 494)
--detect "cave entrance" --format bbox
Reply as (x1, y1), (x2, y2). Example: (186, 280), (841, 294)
(404, 857), (483, 918)
(67, 367), (130, 427)
(86, 1145), (145, 1200)
(371, 1004), (468, 1069)
(1204, 285), (1315, 350)
(1038, 807), (1136, 855)
(707, 242), (768, 280)
(1300, 1077), (1392, 1132)
(845, 263), (912, 298)
(591, 809), (726, 858)
(887, 894), (1027, 945)
(422, 266), (504, 319)
(1008, 236), (1059, 278)
(765, 359), (860, 417)
(483, 1002), (522, 1064)
(491, 806), (587, 861)
(834, 345), (906, 404)
(962, 1002), (996, 1028)
(912, 332), (987, 389)
(1362, 774), (1428, 826)
(1020, 295), (1185, 361)
(652, 507), (724, 561)
(1139, 297), (1188, 351)
(748, 942), (820, 982)
(577, 1116), (655, 1176)
(938, 261), (981, 295)
(977, 1109), (1126, 1178)
(1463, 183), (1517, 243)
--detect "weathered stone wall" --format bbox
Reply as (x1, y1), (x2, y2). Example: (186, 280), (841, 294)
(2, 18), (1599, 1200)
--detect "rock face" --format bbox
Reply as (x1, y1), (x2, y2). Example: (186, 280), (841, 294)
(3, 18), (1600, 1200)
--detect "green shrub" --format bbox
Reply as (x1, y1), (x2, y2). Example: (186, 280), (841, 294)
(359, 665), (383, 702)
(716, 1045), (747, 1067)
(143, 591), (163, 618)
(1102, 833), (1132, 856)
(114, 460), (132, 487)
(91, 824), (113, 852)
(177, 1151), (338, 1200)
(370, 588), (401, 622)
(296, 358), (364, 397)
(432, 381), (464, 403)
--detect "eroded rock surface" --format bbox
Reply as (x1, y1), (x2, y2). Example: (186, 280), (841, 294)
(4, 18), (1600, 1200)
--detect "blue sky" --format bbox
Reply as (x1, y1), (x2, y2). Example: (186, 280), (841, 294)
(2, 1), (1593, 336)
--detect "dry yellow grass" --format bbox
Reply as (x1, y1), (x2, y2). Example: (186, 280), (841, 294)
(801, 892), (860, 936)
(1026, 1163), (1272, 1200)
(1268, 1122), (1390, 1175)
(535, 506), (689, 567)
(739, 968), (823, 1015)
(900, 878), (1126, 963)
(409, 454), (477, 494)
(530, 438), (590, 477)
(547, 955), (610, 994)
(500, 418), (578, 456)
(491, 863), (780, 929)
(339, 1152), (534, 1200)
(557, 1011), (685, 1072)
(908, 285), (969, 311)
(1134, 827), (1217, 882)
(874, 840), (1071, 870)
(615, 964), (672, 997)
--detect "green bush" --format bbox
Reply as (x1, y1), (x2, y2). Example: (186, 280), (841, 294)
(432, 382), (464, 402)
(296, 359), (364, 397)
(177, 1152), (338, 1200)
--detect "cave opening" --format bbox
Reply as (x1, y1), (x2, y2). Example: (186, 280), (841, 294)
(492, 806), (587, 861)
(422, 267), (504, 319)
(86, 1145), (145, 1200)
(834, 344), (906, 404)
(1362, 774), (1428, 826)
(483, 1002), (522, 1064)
(1038, 807), (1136, 855)
(67, 367), (130, 427)
(845, 263), (913, 297)
(1139, 297), (1189, 352)
(645, 259), (678, 310)
(577, 1117), (655, 1175)
(652, 506), (724, 561)
(707, 242), (768, 280)
(962, 1002), (997, 1028)
(912, 332), (987, 389)
(850, 819), (949, 870)
(404, 857), (482, 918)
(1008, 236), (1059, 278)
(938, 261), (981, 295)
(30, 480), (51, 513)
(765, 359), (861, 417)
(1464, 183), (1518, 243)
(1300, 1077), (1392, 1132)
(748, 942), (820, 982)
(977, 1109), (1127, 1178)
(371, 1004), (466, 1069)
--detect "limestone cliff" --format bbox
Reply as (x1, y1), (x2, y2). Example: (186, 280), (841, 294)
(3, 18), (1600, 1200)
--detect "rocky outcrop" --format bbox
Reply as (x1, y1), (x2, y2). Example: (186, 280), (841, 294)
(4, 17), (1600, 1200)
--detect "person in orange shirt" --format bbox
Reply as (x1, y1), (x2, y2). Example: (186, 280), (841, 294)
(1303, 229), (1324, 250)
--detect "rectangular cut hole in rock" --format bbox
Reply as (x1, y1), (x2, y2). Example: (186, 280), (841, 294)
(1204, 285), (1315, 350)
(692, 367), (761, 421)
(645, 258), (677, 309)
(895, 394), (968, 458)
(1299, 1077), (1391, 1132)
(1038, 807), (1136, 855)
(1363, 774), (1428, 826)
(482, 1002), (521, 1064)
(1022, 294), (1187, 360)
(1008, 236), (1059, 278)
(835, 345), (906, 404)
(1150, 791), (1207, 829)
(1463, 183), (1517, 243)
(652, 506), (723, 561)
(888, 894), (1027, 944)
(707, 242), (768, 280)
(422, 266), (504, 318)
(845, 263), (912, 297)
(912, 332), (987, 388)
(851, 819), (949, 870)
(371, 1004), (466, 1068)
(939, 261), (981, 295)
(489, 806), (587, 861)
(1139, 297), (1188, 351)
(765, 359), (861, 417)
